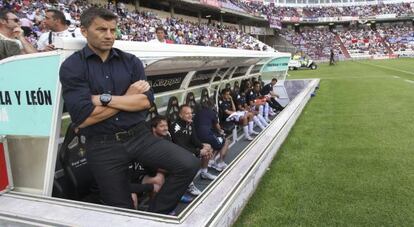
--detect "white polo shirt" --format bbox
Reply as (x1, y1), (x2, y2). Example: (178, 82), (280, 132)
(36, 27), (82, 50)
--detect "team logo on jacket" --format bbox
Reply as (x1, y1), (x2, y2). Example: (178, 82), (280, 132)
(174, 124), (181, 133)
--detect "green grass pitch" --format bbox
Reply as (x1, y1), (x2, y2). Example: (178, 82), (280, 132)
(235, 58), (414, 226)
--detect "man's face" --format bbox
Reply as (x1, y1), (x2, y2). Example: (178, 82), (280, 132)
(254, 84), (261, 92)
(223, 91), (231, 100)
(179, 106), (193, 123)
(153, 120), (169, 137)
(156, 29), (165, 41)
(245, 81), (251, 89)
(1, 13), (20, 33)
(44, 12), (58, 31)
(271, 80), (277, 86)
(81, 17), (116, 53)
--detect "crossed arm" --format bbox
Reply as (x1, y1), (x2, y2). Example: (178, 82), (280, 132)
(78, 81), (151, 128)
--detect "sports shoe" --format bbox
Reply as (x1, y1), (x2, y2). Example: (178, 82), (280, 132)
(208, 159), (215, 168)
(245, 135), (254, 141)
(211, 161), (228, 172)
(180, 194), (194, 203)
(187, 182), (201, 196)
(200, 171), (217, 181)
(250, 130), (260, 135)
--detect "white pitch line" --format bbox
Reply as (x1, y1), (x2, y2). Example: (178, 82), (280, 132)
(405, 79), (414, 84)
(393, 76), (400, 79)
(358, 61), (414, 76)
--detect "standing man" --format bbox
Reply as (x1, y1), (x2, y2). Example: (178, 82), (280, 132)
(0, 9), (37, 54)
(37, 9), (82, 52)
(329, 48), (335, 65)
(59, 7), (199, 214)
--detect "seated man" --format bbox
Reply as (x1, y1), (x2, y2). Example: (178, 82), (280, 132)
(151, 115), (193, 203)
(170, 105), (216, 195)
(220, 88), (263, 141)
(194, 99), (229, 172)
(260, 78), (284, 112)
(247, 81), (273, 122)
(235, 89), (269, 129)
(151, 115), (172, 140)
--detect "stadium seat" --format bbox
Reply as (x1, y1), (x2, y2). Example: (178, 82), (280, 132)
(185, 92), (200, 113)
(145, 103), (159, 122)
(166, 96), (180, 125)
(57, 123), (99, 203)
(232, 81), (240, 99)
(200, 88), (210, 107)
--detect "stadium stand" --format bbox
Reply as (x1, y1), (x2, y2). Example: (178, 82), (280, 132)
(2, 0), (414, 60)
(0, 0), (272, 51)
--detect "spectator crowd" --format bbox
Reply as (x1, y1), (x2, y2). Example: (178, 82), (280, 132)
(279, 23), (414, 60)
(1, 0), (413, 61)
(377, 23), (414, 53)
(0, 0), (271, 53)
(280, 27), (342, 60)
(227, 0), (413, 18)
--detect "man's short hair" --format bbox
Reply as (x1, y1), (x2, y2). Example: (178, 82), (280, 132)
(46, 9), (67, 25)
(271, 78), (278, 82)
(221, 88), (231, 95)
(201, 98), (214, 109)
(179, 104), (191, 114)
(150, 115), (168, 128)
(0, 9), (10, 21)
(80, 7), (117, 28)
(155, 26), (165, 33)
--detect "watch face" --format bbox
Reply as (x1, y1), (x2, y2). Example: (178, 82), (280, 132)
(100, 94), (112, 105)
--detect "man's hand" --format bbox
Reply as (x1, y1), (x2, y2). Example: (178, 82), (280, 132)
(42, 44), (55, 52)
(202, 143), (212, 151)
(200, 148), (213, 159)
(12, 27), (24, 39)
(153, 183), (161, 193)
(218, 128), (225, 135)
(126, 80), (150, 95)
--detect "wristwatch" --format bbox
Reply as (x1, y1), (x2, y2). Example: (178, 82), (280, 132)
(100, 93), (112, 106)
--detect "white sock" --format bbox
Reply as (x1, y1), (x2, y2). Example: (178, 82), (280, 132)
(253, 116), (266, 130)
(201, 168), (208, 173)
(258, 114), (269, 126)
(248, 121), (254, 133)
(243, 125), (250, 137)
(214, 154), (220, 162)
(264, 103), (270, 119)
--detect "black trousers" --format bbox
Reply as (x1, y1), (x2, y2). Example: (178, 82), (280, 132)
(85, 123), (199, 214)
(267, 98), (284, 111)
